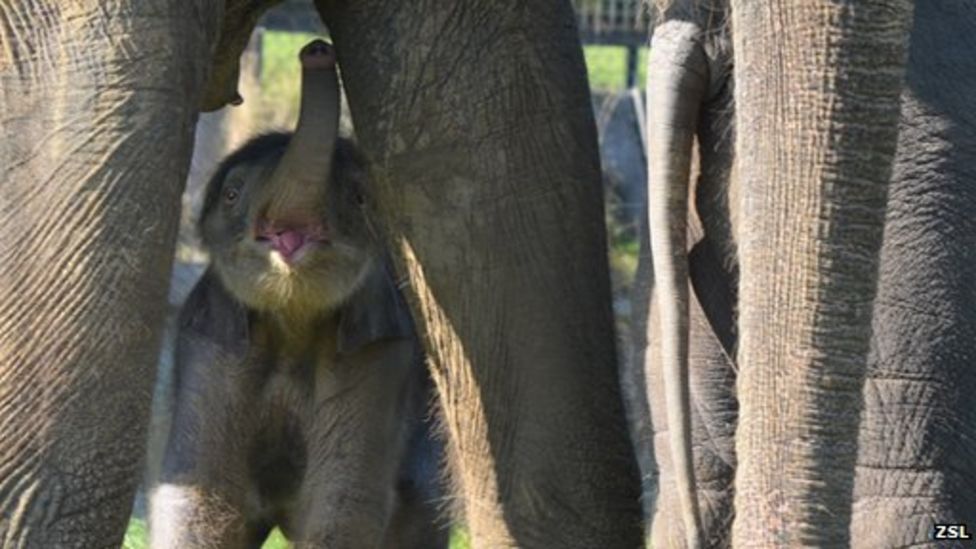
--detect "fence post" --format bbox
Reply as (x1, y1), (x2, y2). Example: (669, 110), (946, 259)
(625, 44), (638, 88)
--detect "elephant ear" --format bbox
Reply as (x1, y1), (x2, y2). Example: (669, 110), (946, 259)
(177, 268), (250, 360)
(337, 260), (415, 354)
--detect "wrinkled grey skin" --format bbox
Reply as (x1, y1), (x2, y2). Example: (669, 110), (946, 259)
(150, 130), (447, 547)
(323, 2), (643, 546)
(855, 2), (976, 544)
(1, 2), (642, 546)
(638, 0), (974, 546)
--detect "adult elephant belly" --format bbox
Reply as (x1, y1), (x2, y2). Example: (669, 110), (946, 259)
(853, 2), (976, 546)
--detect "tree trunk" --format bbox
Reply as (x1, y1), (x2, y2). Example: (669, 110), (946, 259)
(0, 3), (219, 545)
(319, 1), (643, 546)
(730, 1), (913, 546)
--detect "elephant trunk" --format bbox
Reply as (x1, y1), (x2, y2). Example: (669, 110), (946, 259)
(730, 1), (913, 545)
(646, 20), (708, 549)
(265, 40), (340, 224)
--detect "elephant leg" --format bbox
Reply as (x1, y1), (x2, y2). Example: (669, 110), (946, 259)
(289, 359), (412, 548)
(0, 3), (221, 545)
(730, 1), (913, 545)
(853, 3), (976, 546)
(289, 433), (397, 548)
(382, 403), (450, 549)
(151, 331), (262, 548)
(382, 481), (450, 549)
(319, 1), (643, 546)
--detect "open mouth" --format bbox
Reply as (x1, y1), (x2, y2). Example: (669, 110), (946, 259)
(255, 224), (329, 265)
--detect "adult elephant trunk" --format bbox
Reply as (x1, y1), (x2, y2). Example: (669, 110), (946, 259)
(264, 40), (340, 222)
(646, 19), (708, 549)
(730, 1), (913, 545)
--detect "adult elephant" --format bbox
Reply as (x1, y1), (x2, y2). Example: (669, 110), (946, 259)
(639, 0), (975, 546)
(0, 1), (642, 546)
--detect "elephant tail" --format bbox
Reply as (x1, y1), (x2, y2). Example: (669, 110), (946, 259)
(646, 18), (708, 549)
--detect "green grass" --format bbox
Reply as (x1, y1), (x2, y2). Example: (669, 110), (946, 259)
(583, 44), (648, 91)
(449, 527), (471, 549)
(259, 31), (321, 123)
(122, 519), (146, 549)
(124, 518), (470, 548)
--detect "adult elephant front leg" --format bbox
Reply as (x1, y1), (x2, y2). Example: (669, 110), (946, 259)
(320, 1), (643, 546)
(731, 1), (913, 546)
(0, 3), (223, 545)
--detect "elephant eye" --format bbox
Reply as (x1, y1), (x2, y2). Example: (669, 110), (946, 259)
(224, 188), (240, 204)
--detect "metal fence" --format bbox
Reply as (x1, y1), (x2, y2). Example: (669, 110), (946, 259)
(576, 0), (648, 45)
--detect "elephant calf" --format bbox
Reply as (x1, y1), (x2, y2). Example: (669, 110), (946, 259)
(149, 40), (447, 548)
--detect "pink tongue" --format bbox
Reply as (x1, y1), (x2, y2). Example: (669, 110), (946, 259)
(272, 230), (305, 257)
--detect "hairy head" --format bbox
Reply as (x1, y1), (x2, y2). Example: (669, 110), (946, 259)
(199, 133), (376, 318)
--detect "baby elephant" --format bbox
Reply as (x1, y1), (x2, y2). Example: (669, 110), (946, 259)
(150, 40), (446, 548)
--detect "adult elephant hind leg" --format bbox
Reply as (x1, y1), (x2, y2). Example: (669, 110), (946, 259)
(0, 3), (221, 546)
(730, 1), (913, 546)
(320, 0), (644, 546)
(853, 3), (976, 546)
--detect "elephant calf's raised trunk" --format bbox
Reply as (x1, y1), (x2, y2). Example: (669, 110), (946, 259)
(266, 39), (341, 222)
(646, 19), (708, 549)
